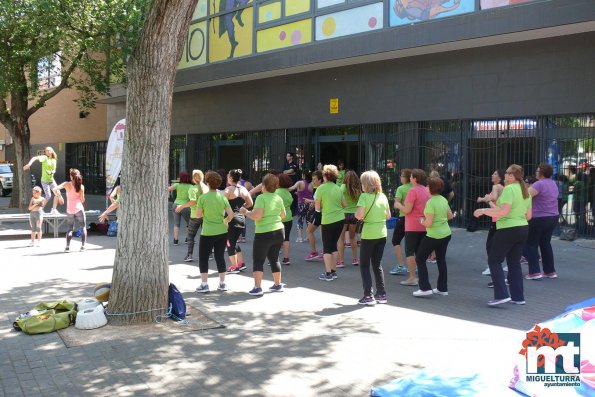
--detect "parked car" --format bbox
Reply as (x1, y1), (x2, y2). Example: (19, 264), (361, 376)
(0, 163), (37, 197)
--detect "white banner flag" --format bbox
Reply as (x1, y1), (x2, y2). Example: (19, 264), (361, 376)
(105, 119), (126, 195)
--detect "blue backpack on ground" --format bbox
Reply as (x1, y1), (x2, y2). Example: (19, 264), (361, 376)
(107, 221), (118, 237)
(168, 283), (186, 320)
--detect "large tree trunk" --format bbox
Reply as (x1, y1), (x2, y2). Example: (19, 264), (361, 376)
(107, 0), (199, 325)
(9, 123), (32, 211)
(7, 84), (33, 211)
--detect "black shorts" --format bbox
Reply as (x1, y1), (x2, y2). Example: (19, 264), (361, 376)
(321, 220), (345, 254)
(307, 210), (322, 227)
(405, 231), (426, 257)
(344, 213), (357, 225)
(391, 216), (406, 246)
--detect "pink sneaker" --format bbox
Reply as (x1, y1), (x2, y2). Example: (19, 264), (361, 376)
(543, 272), (558, 279)
(352, 259), (359, 266)
(305, 252), (319, 261)
(336, 261), (345, 268)
(525, 273), (543, 280)
(316, 253), (324, 260)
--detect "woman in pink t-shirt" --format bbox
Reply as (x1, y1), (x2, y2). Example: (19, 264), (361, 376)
(394, 169), (430, 286)
(53, 168), (86, 252)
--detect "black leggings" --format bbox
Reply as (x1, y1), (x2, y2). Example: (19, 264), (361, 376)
(321, 220), (344, 254)
(416, 235), (451, 292)
(253, 229), (284, 273)
(227, 227), (243, 256)
(359, 238), (387, 296)
(283, 220), (293, 242)
(186, 218), (202, 256)
(488, 225), (528, 301)
(199, 233), (227, 274)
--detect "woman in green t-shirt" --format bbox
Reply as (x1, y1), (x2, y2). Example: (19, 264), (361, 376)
(240, 173), (286, 296)
(276, 173), (294, 266)
(23, 146), (59, 214)
(390, 168), (412, 275)
(355, 171), (391, 305)
(413, 177), (454, 297)
(175, 170), (207, 262)
(474, 164), (532, 306)
(315, 165), (346, 282)
(337, 170), (361, 267)
(194, 171), (234, 294)
(167, 171), (193, 245)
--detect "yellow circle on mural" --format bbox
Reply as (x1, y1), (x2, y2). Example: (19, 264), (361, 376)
(322, 17), (336, 37)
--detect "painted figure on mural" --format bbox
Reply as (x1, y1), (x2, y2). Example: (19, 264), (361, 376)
(216, 0), (249, 58)
(393, 0), (461, 22)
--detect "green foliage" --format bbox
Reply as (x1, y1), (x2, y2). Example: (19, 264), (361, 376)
(0, 0), (150, 114)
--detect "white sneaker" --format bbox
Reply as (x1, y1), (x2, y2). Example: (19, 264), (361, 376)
(217, 282), (227, 292)
(482, 267), (491, 276)
(50, 208), (60, 215)
(432, 289), (448, 296)
(28, 241), (34, 247)
(412, 289), (433, 297)
(295, 237), (303, 243)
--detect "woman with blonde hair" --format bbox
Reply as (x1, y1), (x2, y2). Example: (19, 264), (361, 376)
(23, 146), (60, 214)
(337, 170), (361, 267)
(315, 164), (346, 282)
(355, 171), (391, 305)
(474, 164), (532, 306)
(176, 170), (208, 262)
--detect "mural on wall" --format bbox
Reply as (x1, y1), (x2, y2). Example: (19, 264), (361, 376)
(286, 0), (310, 16)
(316, 3), (383, 41)
(317, 0), (345, 8)
(192, 0), (208, 20)
(209, 2), (254, 61)
(179, 21), (208, 69)
(480, 0), (536, 9)
(390, 0), (475, 26)
(258, 1), (281, 23)
(257, 19), (312, 53)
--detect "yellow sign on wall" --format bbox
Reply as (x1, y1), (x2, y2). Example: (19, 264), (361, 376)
(330, 98), (339, 114)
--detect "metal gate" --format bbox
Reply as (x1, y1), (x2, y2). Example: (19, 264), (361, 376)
(65, 141), (107, 194)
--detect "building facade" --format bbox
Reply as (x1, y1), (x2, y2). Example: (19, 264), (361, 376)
(102, 0), (595, 233)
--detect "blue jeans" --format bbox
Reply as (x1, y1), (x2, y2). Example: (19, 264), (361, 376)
(527, 216), (558, 275)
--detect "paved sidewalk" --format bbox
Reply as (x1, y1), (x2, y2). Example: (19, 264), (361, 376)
(1, 195), (594, 396)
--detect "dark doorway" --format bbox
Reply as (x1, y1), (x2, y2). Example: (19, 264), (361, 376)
(319, 141), (359, 171)
(218, 144), (244, 172)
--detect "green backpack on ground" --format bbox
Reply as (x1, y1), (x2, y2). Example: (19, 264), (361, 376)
(13, 300), (77, 335)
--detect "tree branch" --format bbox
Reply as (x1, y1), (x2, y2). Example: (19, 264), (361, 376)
(26, 49), (86, 119)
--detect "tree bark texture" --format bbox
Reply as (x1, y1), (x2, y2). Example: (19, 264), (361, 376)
(7, 81), (33, 211)
(108, 0), (199, 325)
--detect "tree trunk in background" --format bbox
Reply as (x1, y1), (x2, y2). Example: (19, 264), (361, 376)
(107, 0), (198, 325)
(9, 122), (32, 211)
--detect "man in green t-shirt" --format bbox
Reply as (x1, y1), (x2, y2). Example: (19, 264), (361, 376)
(23, 147), (59, 214)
